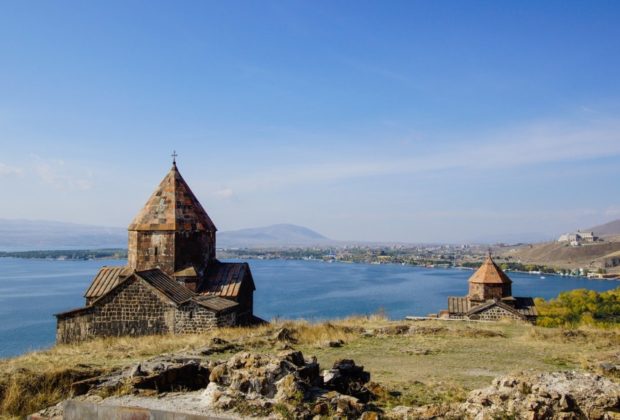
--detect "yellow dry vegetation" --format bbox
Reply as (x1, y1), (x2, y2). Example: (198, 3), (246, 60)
(1, 316), (618, 419)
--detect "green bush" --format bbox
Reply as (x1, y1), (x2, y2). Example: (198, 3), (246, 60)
(535, 287), (620, 328)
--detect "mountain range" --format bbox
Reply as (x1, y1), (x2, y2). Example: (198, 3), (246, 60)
(0, 219), (127, 251)
(218, 224), (331, 248)
(2, 218), (620, 251)
(587, 219), (620, 238)
(0, 219), (331, 251)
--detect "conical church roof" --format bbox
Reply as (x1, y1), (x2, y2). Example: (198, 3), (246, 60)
(128, 163), (217, 232)
(468, 254), (512, 285)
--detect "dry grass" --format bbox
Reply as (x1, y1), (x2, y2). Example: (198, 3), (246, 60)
(501, 239), (620, 270)
(1, 316), (618, 419)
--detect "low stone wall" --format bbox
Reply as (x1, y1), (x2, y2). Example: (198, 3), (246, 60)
(57, 278), (239, 343)
(174, 301), (235, 334)
(56, 310), (93, 344)
(469, 305), (523, 321)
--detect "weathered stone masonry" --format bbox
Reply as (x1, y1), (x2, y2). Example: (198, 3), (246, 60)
(57, 275), (238, 343)
(56, 161), (257, 344)
(441, 254), (537, 322)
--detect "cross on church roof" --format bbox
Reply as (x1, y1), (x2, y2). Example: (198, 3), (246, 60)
(171, 150), (178, 165)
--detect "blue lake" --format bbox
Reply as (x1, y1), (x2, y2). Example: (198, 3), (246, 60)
(0, 257), (618, 358)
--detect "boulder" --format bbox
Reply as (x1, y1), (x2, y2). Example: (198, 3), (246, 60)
(456, 371), (620, 419)
(274, 327), (298, 343)
(323, 359), (373, 402)
(132, 360), (209, 392)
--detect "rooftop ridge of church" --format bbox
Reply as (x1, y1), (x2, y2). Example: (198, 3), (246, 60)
(127, 160), (217, 232)
(468, 252), (512, 285)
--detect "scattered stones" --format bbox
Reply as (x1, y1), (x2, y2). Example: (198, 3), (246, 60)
(408, 325), (447, 335)
(198, 337), (241, 355)
(455, 370), (620, 419)
(376, 325), (410, 335)
(385, 404), (451, 420)
(460, 327), (506, 338)
(274, 327), (298, 343)
(325, 339), (345, 348)
(400, 348), (433, 356)
(362, 329), (375, 337)
(133, 360), (210, 392)
(562, 329), (588, 340)
(590, 353), (620, 379)
(45, 345), (620, 420)
(71, 351), (213, 396)
(360, 410), (380, 420)
(323, 359), (373, 402)
(203, 350), (322, 412)
(109, 350), (374, 417)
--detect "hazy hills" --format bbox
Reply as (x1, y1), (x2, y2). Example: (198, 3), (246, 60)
(500, 218), (620, 273)
(587, 218), (620, 238)
(0, 219), (331, 251)
(2, 217), (620, 252)
(218, 224), (331, 248)
(0, 219), (126, 251)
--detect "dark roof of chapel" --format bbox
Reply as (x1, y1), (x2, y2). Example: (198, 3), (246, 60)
(84, 266), (132, 300)
(468, 254), (512, 285)
(447, 296), (537, 318)
(191, 296), (240, 312)
(135, 269), (195, 304)
(197, 261), (255, 298)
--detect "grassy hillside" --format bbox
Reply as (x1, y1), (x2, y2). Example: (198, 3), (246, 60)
(1, 317), (619, 418)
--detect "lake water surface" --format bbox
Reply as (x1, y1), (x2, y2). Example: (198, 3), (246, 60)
(1, 257), (618, 358)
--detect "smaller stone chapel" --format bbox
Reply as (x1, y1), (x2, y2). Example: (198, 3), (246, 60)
(439, 253), (537, 322)
(56, 159), (258, 344)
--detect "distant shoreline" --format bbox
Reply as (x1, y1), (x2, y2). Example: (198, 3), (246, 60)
(0, 249), (127, 260)
(1, 249), (616, 281)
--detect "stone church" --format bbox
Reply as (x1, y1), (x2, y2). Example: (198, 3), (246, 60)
(440, 254), (537, 322)
(56, 160), (258, 343)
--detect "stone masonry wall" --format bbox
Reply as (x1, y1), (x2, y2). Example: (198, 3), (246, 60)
(174, 231), (214, 274)
(57, 311), (93, 344)
(89, 278), (175, 337)
(57, 278), (239, 343)
(234, 279), (254, 325)
(469, 305), (523, 321)
(173, 301), (236, 334)
(57, 278), (176, 343)
(128, 231), (175, 276)
(469, 283), (506, 301)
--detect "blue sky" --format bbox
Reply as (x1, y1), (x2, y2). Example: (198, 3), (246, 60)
(1, 1), (620, 243)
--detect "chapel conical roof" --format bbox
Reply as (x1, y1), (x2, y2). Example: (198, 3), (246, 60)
(468, 254), (512, 285)
(128, 163), (217, 232)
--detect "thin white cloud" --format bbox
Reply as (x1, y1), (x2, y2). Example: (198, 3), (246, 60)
(32, 156), (94, 191)
(0, 163), (23, 177)
(214, 188), (235, 199)
(218, 118), (620, 193)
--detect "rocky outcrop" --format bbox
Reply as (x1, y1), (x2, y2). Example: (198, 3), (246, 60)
(202, 351), (377, 418)
(33, 340), (620, 420)
(455, 371), (620, 420)
(43, 345), (377, 419)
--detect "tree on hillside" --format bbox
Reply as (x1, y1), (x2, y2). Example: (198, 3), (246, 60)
(535, 287), (620, 327)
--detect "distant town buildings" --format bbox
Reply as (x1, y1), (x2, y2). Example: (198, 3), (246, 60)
(438, 254), (537, 322)
(557, 230), (599, 247)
